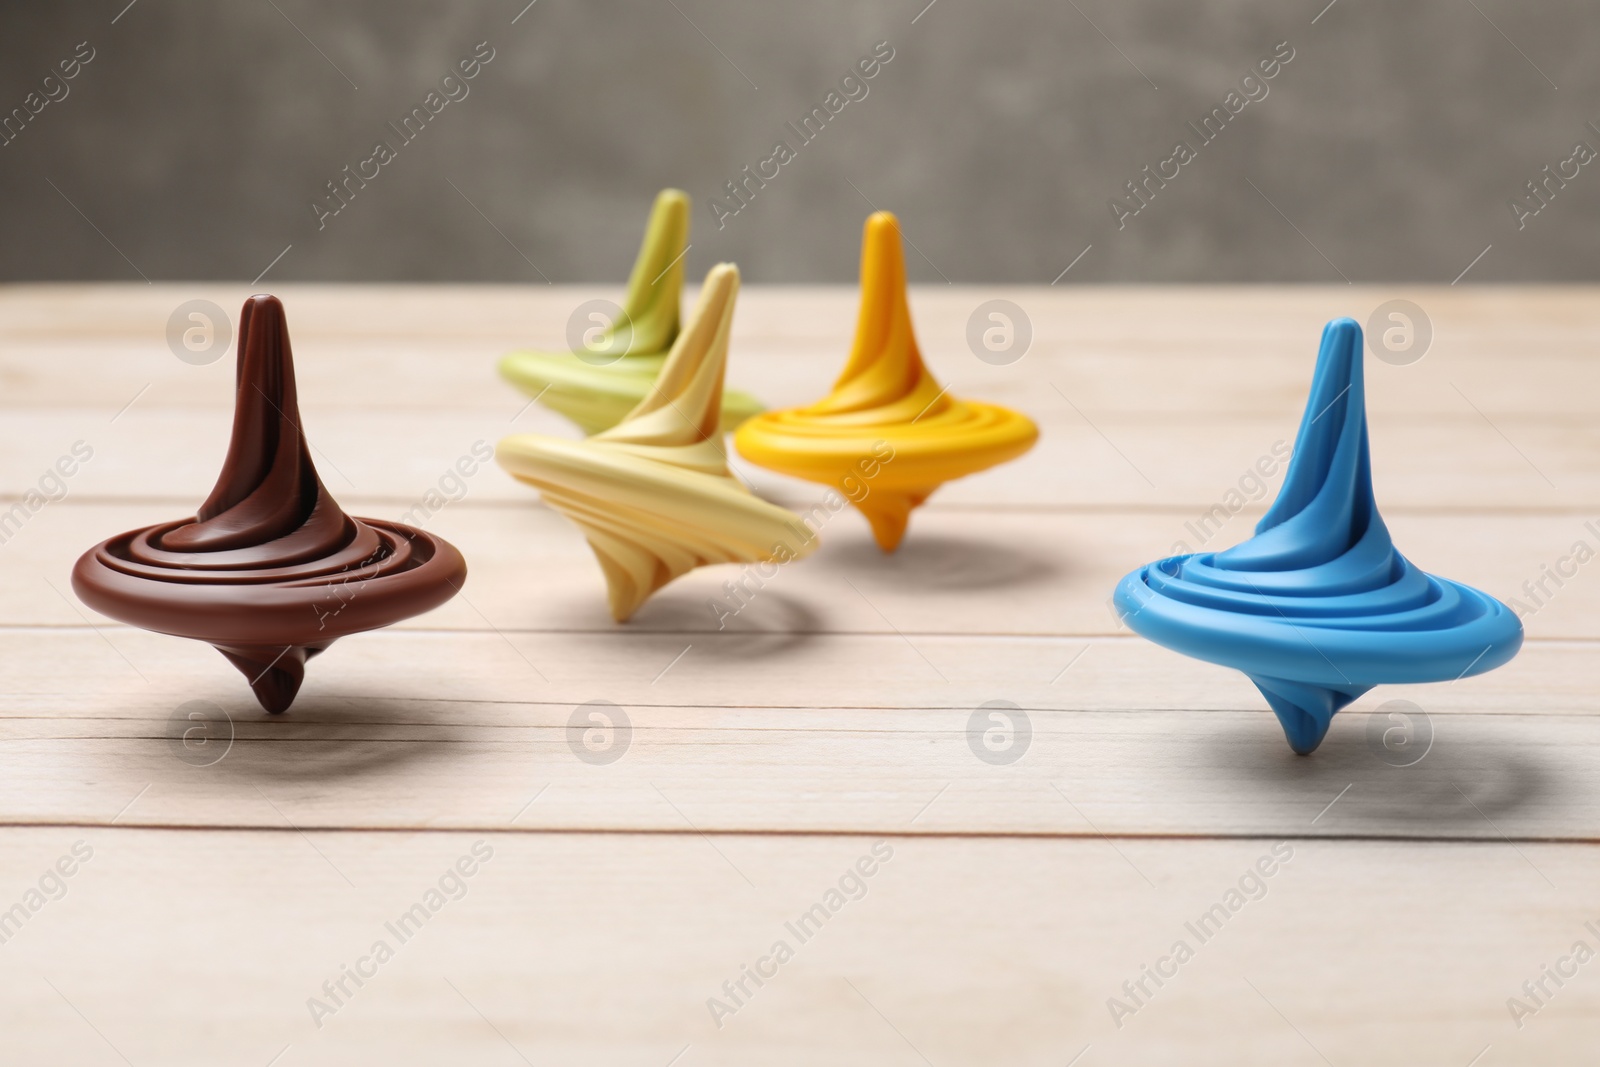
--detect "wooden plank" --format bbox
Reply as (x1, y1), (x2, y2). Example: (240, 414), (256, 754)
(3, 503), (1590, 637)
(8, 627), (1598, 719)
(3, 284), (1596, 415)
(3, 283), (1598, 1061)
(3, 283), (1597, 351)
(0, 827), (1591, 1065)
(3, 286), (1598, 510)
(1, 401), (1592, 509)
(0, 627), (1594, 838)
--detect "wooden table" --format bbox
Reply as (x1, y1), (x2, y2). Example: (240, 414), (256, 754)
(2, 284), (1596, 1064)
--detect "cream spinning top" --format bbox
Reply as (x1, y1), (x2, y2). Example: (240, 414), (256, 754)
(496, 264), (816, 621)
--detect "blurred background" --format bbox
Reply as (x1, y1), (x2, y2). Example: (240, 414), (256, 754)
(1, 0), (1596, 284)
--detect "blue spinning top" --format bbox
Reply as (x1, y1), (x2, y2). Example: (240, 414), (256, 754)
(1113, 317), (1522, 754)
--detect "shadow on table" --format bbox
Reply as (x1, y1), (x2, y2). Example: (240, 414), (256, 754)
(184, 694), (475, 784)
(817, 531), (1063, 592)
(639, 587), (825, 659)
(1197, 713), (1556, 834)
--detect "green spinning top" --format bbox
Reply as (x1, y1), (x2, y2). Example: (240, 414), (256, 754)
(499, 188), (765, 435)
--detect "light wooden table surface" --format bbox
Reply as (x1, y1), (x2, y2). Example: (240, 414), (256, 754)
(2, 284), (1596, 1065)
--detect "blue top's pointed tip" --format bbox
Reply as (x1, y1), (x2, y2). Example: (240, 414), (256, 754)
(1243, 312), (1372, 543)
(1306, 317), (1366, 394)
(1310, 316), (1365, 388)
(1319, 317), (1364, 358)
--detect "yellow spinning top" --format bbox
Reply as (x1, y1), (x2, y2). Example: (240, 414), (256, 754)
(497, 263), (817, 622)
(498, 188), (765, 435)
(735, 211), (1038, 551)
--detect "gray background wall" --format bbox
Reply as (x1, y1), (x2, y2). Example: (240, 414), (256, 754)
(1, 0), (1596, 284)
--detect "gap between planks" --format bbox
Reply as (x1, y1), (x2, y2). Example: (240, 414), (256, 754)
(8, 496), (1600, 519)
(1, 821), (1598, 846)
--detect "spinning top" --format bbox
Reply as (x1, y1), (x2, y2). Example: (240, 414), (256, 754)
(734, 211), (1038, 551)
(73, 295), (467, 713)
(1113, 318), (1522, 754)
(498, 188), (764, 435)
(496, 263), (816, 622)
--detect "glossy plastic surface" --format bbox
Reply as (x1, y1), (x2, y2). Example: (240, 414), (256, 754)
(497, 264), (816, 622)
(1113, 318), (1522, 753)
(498, 188), (763, 435)
(72, 295), (467, 713)
(734, 211), (1038, 551)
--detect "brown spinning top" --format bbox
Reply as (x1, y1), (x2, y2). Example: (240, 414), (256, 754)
(72, 295), (467, 712)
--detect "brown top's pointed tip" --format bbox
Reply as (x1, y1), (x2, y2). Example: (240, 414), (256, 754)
(236, 293), (289, 353)
(166, 291), (328, 545)
(238, 294), (286, 335)
(240, 293), (286, 325)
